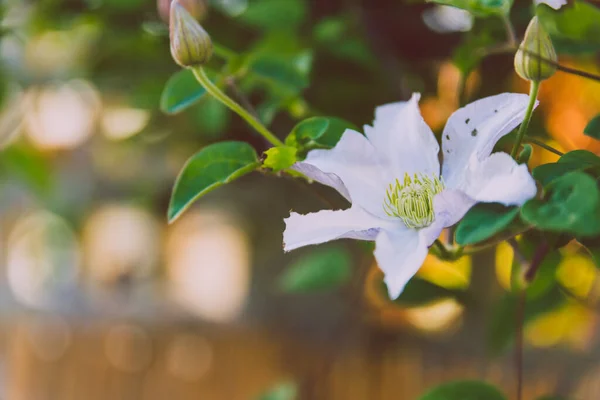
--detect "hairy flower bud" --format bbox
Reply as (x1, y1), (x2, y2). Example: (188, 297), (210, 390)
(158, 0), (207, 23)
(514, 17), (557, 82)
(169, 0), (213, 67)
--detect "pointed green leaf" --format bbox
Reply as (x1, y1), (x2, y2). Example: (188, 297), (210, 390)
(160, 69), (217, 114)
(286, 116), (357, 149)
(533, 150), (600, 187)
(455, 203), (520, 246)
(538, 1), (600, 51)
(522, 171), (600, 237)
(279, 247), (352, 293)
(418, 380), (506, 400)
(168, 141), (259, 222)
(285, 117), (330, 147)
(584, 114), (600, 140)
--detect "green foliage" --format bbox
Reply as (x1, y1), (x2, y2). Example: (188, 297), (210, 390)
(522, 171), (600, 237)
(160, 68), (213, 114)
(263, 146), (298, 172)
(258, 382), (297, 400)
(389, 277), (465, 306)
(0, 146), (53, 196)
(279, 247), (352, 293)
(533, 150), (600, 186)
(537, 1), (600, 53)
(238, 0), (307, 31)
(426, 0), (512, 17)
(286, 117), (329, 147)
(488, 287), (566, 354)
(168, 141), (259, 222)
(418, 380), (506, 400)
(249, 52), (312, 95)
(193, 97), (230, 138)
(453, 31), (496, 75)
(518, 236), (562, 299)
(313, 16), (374, 67)
(584, 114), (600, 140)
(286, 117), (357, 150)
(455, 203), (520, 246)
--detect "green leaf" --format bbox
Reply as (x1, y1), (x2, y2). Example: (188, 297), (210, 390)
(319, 117), (358, 147)
(382, 277), (465, 306)
(239, 0), (307, 31)
(285, 117), (330, 147)
(192, 97), (230, 139)
(521, 171), (600, 237)
(249, 54), (310, 94)
(584, 114), (600, 140)
(533, 150), (600, 186)
(258, 382), (297, 400)
(453, 31), (496, 75)
(160, 69), (210, 115)
(418, 380), (506, 400)
(279, 247), (352, 293)
(286, 117), (358, 150)
(455, 203), (520, 246)
(263, 146), (298, 172)
(426, 0), (511, 17)
(168, 141), (259, 222)
(537, 1), (600, 51)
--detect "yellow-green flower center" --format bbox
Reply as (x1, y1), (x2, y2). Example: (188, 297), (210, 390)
(383, 173), (444, 229)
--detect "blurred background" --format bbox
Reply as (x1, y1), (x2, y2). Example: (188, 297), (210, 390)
(0, 0), (600, 398)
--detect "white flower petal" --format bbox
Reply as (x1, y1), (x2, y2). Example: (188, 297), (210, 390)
(374, 228), (428, 299)
(291, 162), (350, 201)
(365, 93), (440, 179)
(423, 5), (474, 34)
(283, 206), (387, 252)
(420, 189), (476, 246)
(441, 93), (538, 189)
(463, 152), (538, 206)
(299, 129), (391, 217)
(535, 0), (567, 10)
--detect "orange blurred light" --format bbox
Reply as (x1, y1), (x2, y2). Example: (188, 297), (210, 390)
(166, 209), (250, 323)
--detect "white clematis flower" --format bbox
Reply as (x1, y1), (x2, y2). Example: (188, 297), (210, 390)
(535, 0), (567, 10)
(283, 93), (538, 299)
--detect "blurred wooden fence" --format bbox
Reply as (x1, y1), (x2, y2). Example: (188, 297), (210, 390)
(4, 318), (600, 400)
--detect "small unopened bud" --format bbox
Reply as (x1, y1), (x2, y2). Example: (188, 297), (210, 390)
(169, 0), (213, 67)
(514, 17), (557, 82)
(158, 0), (207, 23)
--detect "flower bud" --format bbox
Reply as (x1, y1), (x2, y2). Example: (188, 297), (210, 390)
(158, 0), (207, 23)
(514, 17), (557, 82)
(169, 0), (213, 67)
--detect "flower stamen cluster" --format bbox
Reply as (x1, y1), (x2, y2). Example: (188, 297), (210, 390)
(383, 173), (444, 229)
